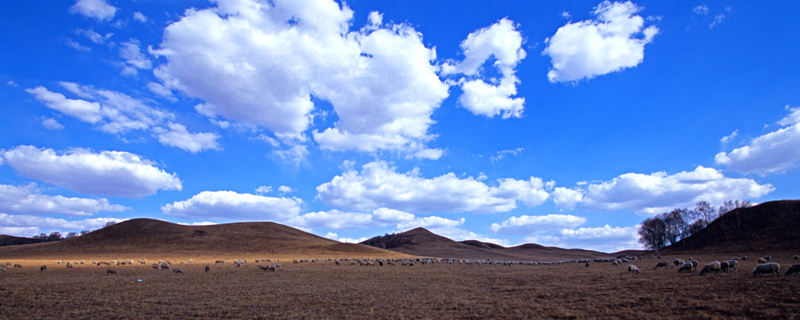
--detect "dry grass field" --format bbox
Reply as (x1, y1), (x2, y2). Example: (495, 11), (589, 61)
(1, 252), (799, 319)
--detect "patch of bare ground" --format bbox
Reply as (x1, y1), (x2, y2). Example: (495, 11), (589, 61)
(1, 252), (799, 319)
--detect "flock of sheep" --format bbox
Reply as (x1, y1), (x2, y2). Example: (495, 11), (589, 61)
(2, 254), (799, 278)
(621, 254), (800, 277)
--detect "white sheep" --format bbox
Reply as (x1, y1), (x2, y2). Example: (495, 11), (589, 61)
(627, 265), (641, 273)
(678, 262), (693, 273)
(726, 260), (738, 271)
(673, 259), (684, 266)
(160, 262), (170, 270)
(758, 258), (767, 263)
(752, 263), (780, 277)
(784, 263), (800, 276)
(688, 260), (699, 270)
(172, 267), (184, 274)
(699, 261), (721, 275)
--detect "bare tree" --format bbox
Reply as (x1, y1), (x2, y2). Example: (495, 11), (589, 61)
(694, 201), (717, 226)
(638, 216), (668, 252)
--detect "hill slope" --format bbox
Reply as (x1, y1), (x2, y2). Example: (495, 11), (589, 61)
(0, 218), (402, 258)
(664, 200), (800, 253)
(361, 228), (610, 261)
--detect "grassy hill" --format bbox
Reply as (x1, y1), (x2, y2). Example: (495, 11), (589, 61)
(664, 200), (800, 253)
(0, 218), (404, 258)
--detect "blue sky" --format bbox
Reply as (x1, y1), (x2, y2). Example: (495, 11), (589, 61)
(1, 0), (797, 252)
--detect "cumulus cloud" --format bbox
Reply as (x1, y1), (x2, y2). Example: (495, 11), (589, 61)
(444, 18), (526, 118)
(552, 187), (584, 209)
(155, 122), (221, 153)
(0, 146), (182, 198)
(315, 161), (549, 214)
(69, 0), (117, 21)
(0, 214), (120, 237)
(26, 83), (220, 152)
(0, 183), (128, 217)
(542, 1), (659, 83)
(153, 0), (449, 156)
(715, 106), (800, 174)
(526, 224), (640, 252)
(162, 190), (303, 221)
(490, 214), (587, 234)
(578, 166), (773, 215)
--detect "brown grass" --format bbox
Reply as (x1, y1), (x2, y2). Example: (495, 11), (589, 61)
(1, 252), (799, 319)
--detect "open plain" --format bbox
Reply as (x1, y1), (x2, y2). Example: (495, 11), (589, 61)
(1, 253), (799, 319)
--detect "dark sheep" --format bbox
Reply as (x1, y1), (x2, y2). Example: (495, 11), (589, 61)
(785, 263), (800, 276)
(794, 255), (799, 261)
(40, 265), (47, 271)
(172, 267), (184, 274)
(13, 264), (22, 268)
(653, 261), (669, 270)
(678, 262), (693, 273)
(720, 261), (729, 273)
(673, 259), (684, 266)
(205, 265), (210, 272)
(688, 260), (699, 270)
(106, 269), (117, 275)
(160, 262), (170, 270)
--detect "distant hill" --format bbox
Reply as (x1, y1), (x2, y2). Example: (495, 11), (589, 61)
(361, 227), (610, 261)
(0, 235), (41, 246)
(0, 218), (404, 258)
(664, 200), (800, 253)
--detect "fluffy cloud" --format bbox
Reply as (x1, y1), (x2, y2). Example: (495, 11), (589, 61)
(162, 191), (303, 221)
(542, 1), (658, 83)
(26, 82), (219, 152)
(579, 166), (773, 215)
(119, 39), (152, 76)
(443, 18), (526, 118)
(715, 106), (800, 174)
(0, 214), (120, 237)
(552, 187), (584, 209)
(490, 214), (586, 234)
(526, 224), (640, 252)
(0, 146), (182, 198)
(153, 0), (449, 156)
(41, 118), (64, 130)
(155, 123), (221, 154)
(0, 183), (129, 216)
(315, 161), (549, 214)
(69, 0), (117, 21)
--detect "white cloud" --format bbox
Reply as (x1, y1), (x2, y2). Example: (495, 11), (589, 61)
(41, 118), (64, 130)
(578, 166), (773, 214)
(27, 83), (219, 152)
(154, 0), (449, 157)
(70, 0), (117, 21)
(316, 161), (550, 214)
(552, 187), (584, 209)
(526, 224), (640, 252)
(155, 122), (221, 153)
(542, 1), (659, 83)
(64, 38), (91, 52)
(397, 216), (464, 230)
(709, 14), (725, 29)
(277, 185), (293, 193)
(0, 146), (182, 198)
(715, 106), (800, 174)
(146, 82), (174, 99)
(255, 186), (272, 194)
(490, 214), (586, 234)
(119, 39), (152, 75)
(720, 129), (739, 144)
(162, 190), (303, 221)
(444, 18), (526, 119)
(275, 145), (308, 165)
(0, 183), (128, 217)
(426, 226), (509, 247)
(133, 12), (148, 23)
(288, 207), (414, 230)
(0, 214), (121, 237)
(75, 29), (112, 44)
(491, 147), (524, 163)
(693, 5), (709, 15)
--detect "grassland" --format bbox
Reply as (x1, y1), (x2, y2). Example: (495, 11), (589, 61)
(1, 252), (799, 319)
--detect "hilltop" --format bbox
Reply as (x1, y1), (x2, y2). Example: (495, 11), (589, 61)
(0, 218), (404, 259)
(361, 227), (610, 261)
(664, 200), (800, 253)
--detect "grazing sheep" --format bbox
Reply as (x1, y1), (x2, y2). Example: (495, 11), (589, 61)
(258, 264), (268, 271)
(688, 260), (699, 270)
(40, 265), (46, 271)
(585, 262), (590, 267)
(678, 262), (694, 273)
(653, 261), (669, 270)
(742, 256), (747, 261)
(720, 261), (730, 273)
(0, 266), (6, 273)
(152, 263), (160, 270)
(172, 267), (184, 274)
(627, 265), (641, 273)
(727, 260), (738, 271)
(794, 255), (799, 261)
(753, 263), (780, 277)
(673, 259), (684, 266)
(106, 269), (117, 275)
(758, 258), (767, 263)
(13, 264), (22, 268)
(160, 262), (170, 270)
(699, 261), (722, 275)
(205, 265), (210, 272)
(763, 256), (772, 261)
(784, 264), (800, 276)
(66, 263), (73, 269)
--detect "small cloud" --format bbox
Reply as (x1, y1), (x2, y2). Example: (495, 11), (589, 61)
(561, 11), (571, 19)
(693, 5), (709, 15)
(133, 12), (147, 23)
(709, 14), (725, 29)
(720, 129), (738, 144)
(41, 118), (64, 130)
(491, 147), (524, 163)
(64, 38), (91, 52)
(277, 185), (293, 194)
(7, 81), (19, 88)
(255, 186), (272, 194)
(70, 0), (118, 21)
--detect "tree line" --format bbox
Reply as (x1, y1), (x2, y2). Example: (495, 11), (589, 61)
(637, 200), (752, 252)
(3, 221), (117, 246)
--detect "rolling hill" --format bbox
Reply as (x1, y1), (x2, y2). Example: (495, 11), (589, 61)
(361, 227), (611, 261)
(0, 218), (404, 258)
(664, 200), (800, 253)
